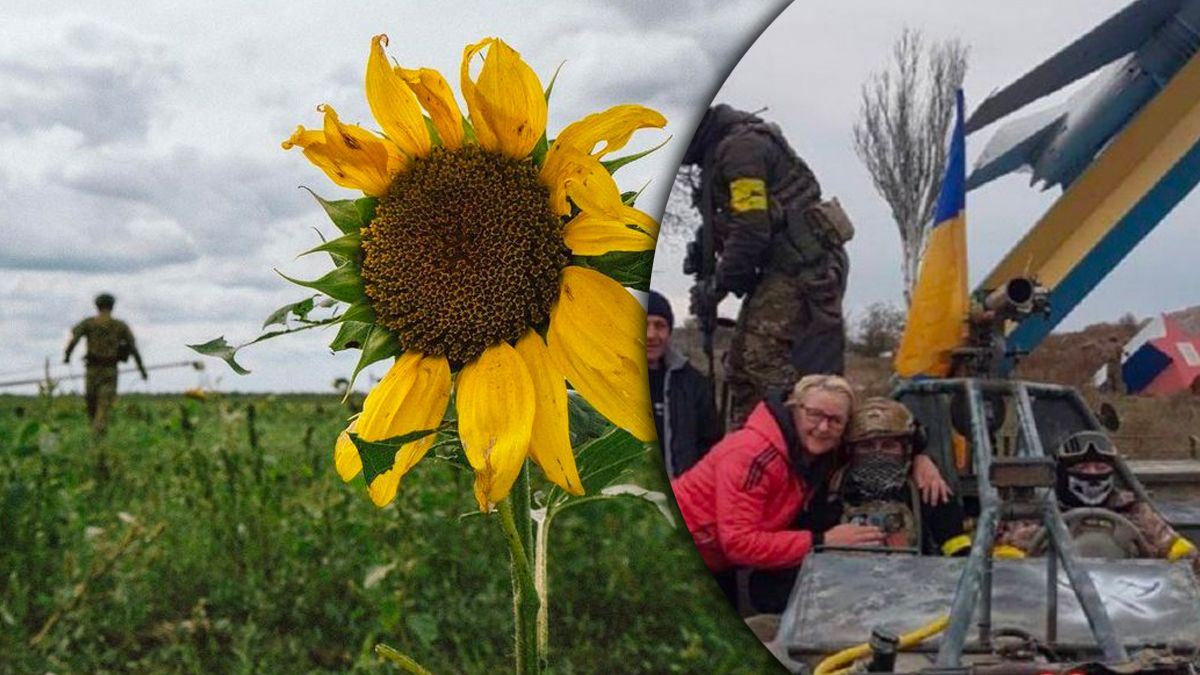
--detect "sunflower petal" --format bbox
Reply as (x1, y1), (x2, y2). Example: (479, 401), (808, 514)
(457, 342), (536, 511)
(541, 105), (665, 213)
(366, 435), (437, 507)
(559, 158), (659, 254)
(357, 351), (450, 443)
(548, 267), (654, 442)
(545, 104), (666, 168)
(399, 66), (464, 150)
(334, 421), (362, 482)
(564, 212), (657, 255)
(281, 104), (402, 197)
(366, 34), (432, 158)
(514, 330), (582, 496)
(460, 37), (546, 158)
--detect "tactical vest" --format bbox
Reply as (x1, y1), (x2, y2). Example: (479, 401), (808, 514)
(718, 121), (854, 277)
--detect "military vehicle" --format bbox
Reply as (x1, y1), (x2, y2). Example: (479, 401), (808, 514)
(765, 375), (1200, 674)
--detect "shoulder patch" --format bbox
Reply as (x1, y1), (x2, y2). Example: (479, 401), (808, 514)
(729, 177), (767, 212)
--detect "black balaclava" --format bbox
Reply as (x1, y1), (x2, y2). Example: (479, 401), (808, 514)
(1056, 432), (1117, 508)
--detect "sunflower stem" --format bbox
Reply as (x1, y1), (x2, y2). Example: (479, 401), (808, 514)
(534, 508), (552, 660)
(498, 489), (540, 675)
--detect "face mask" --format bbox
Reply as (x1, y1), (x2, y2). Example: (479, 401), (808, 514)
(1065, 472), (1114, 506)
(846, 453), (910, 500)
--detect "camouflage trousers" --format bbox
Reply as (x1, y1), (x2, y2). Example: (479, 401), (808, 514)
(85, 366), (119, 437)
(726, 271), (846, 427)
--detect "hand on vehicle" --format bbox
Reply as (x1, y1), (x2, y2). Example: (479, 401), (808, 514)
(914, 454), (952, 506)
(823, 523), (885, 548)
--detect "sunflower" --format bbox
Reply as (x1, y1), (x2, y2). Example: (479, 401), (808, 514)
(284, 35), (664, 511)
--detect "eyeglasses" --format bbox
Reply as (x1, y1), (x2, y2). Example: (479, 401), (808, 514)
(799, 404), (847, 430)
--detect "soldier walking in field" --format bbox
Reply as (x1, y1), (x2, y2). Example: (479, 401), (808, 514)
(64, 293), (148, 437)
(683, 104), (853, 428)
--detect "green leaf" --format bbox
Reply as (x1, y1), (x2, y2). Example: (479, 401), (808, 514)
(602, 136), (671, 175)
(355, 196), (378, 226)
(620, 190), (639, 206)
(330, 321), (372, 352)
(276, 263), (365, 304)
(187, 336), (251, 375)
(570, 250), (653, 291)
(191, 317), (342, 375)
(339, 299), (376, 325)
(544, 61), (565, 103)
(567, 391), (612, 447)
(575, 427), (649, 494)
(261, 296), (317, 329)
(349, 427), (440, 486)
(300, 231), (361, 263)
(347, 326), (401, 392)
(600, 484), (676, 527)
(531, 133), (549, 168)
(301, 188), (365, 234)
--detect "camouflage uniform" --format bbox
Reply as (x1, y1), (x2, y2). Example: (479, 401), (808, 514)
(995, 490), (1200, 574)
(65, 316), (143, 436)
(689, 105), (849, 427)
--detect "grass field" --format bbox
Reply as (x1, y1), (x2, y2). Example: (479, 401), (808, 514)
(0, 392), (779, 674)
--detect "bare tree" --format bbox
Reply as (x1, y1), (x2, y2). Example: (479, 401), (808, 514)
(660, 166), (703, 250)
(854, 28), (968, 305)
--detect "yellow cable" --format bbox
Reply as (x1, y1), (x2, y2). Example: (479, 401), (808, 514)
(813, 614), (949, 675)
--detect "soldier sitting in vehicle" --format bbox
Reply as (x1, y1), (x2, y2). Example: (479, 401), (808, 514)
(994, 430), (1200, 572)
(813, 397), (971, 557)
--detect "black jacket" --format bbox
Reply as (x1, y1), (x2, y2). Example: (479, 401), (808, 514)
(656, 346), (723, 477)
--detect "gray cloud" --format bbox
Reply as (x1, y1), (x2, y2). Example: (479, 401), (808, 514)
(0, 18), (178, 146)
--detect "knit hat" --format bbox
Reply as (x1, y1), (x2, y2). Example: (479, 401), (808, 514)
(647, 290), (674, 331)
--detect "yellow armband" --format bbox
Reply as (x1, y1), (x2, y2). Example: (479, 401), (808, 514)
(729, 177), (767, 212)
(992, 544), (1026, 559)
(941, 534), (972, 557)
(1168, 536), (1197, 561)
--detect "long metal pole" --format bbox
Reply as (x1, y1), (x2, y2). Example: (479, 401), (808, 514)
(937, 382), (1000, 667)
(0, 361), (202, 389)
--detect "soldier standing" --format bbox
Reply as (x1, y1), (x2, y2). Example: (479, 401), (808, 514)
(64, 293), (147, 437)
(683, 104), (853, 427)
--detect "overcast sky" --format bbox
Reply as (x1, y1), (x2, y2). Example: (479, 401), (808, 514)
(654, 0), (1198, 346)
(0, 0), (790, 394)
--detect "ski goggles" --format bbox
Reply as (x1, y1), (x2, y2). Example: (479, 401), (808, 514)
(1057, 431), (1117, 460)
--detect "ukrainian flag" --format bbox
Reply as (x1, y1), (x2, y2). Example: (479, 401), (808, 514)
(895, 89), (968, 378)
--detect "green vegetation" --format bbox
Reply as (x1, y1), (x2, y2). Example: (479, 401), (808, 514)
(0, 393), (778, 674)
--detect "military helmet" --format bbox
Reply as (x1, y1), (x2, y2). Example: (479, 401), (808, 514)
(847, 397), (916, 443)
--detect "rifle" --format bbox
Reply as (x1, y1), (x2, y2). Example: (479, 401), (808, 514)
(683, 167), (728, 430)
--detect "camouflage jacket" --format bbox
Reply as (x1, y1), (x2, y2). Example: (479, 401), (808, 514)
(69, 317), (138, 367)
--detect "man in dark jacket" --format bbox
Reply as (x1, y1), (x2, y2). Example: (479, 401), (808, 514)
(683, 104), (852, 427)
(647, 290), (722, 477)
